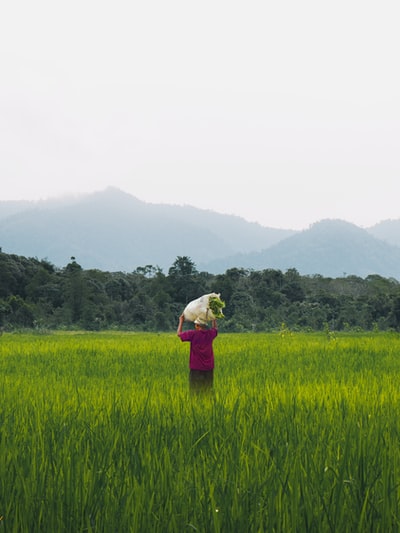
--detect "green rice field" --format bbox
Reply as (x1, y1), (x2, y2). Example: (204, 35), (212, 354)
(1, 330), (400, 532)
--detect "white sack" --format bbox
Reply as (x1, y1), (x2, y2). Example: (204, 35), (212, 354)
(183, 293), (221, 322)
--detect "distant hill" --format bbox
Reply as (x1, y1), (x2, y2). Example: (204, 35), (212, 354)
(0, 187), (294, 272)
(367, 219), (400, 248)
(0, 200), (34, 220)
(202, 219), (400, 279)
(2, 189), (400, 278)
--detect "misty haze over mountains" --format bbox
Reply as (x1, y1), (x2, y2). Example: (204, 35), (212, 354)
(1, 187), (400, 279)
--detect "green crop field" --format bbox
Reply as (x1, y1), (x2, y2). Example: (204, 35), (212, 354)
(1, 331), (400, 532)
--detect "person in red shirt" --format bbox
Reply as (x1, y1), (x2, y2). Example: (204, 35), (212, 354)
(177, 314), (218, 393)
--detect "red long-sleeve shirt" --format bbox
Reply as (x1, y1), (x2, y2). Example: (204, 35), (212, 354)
(178, 328), (218, 370)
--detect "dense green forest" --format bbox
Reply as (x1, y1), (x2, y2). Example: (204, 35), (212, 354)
(1, 250), (400, 332)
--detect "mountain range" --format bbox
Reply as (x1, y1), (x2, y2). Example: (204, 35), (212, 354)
(1, 187), (400, 279)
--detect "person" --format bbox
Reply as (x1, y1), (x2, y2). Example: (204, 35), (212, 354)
(177, 314), (218, 393)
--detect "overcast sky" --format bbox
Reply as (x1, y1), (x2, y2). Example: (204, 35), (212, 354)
(1, 0), (399, 229)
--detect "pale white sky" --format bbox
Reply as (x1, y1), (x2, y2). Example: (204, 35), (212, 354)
(1, 0), (399, 229)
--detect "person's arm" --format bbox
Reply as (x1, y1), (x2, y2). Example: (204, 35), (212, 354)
(177, 314), (185, 336)
(212, 319), (218, 330)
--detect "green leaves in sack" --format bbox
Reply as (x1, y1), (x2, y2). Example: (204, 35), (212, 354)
(209, 295), (225, 318)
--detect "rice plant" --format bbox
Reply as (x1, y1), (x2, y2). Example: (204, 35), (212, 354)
(1, 331), (400, 531)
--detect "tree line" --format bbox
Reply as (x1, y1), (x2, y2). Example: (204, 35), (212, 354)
(1, 250), (400, 332)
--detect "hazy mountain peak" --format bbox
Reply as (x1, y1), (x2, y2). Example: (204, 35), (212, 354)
(87, 186), (140, 201)
(367, 218), (400, 248)
(309, 218), (364, 233)
(203, 218), (400, 278)
(0, 188), (293, 271)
